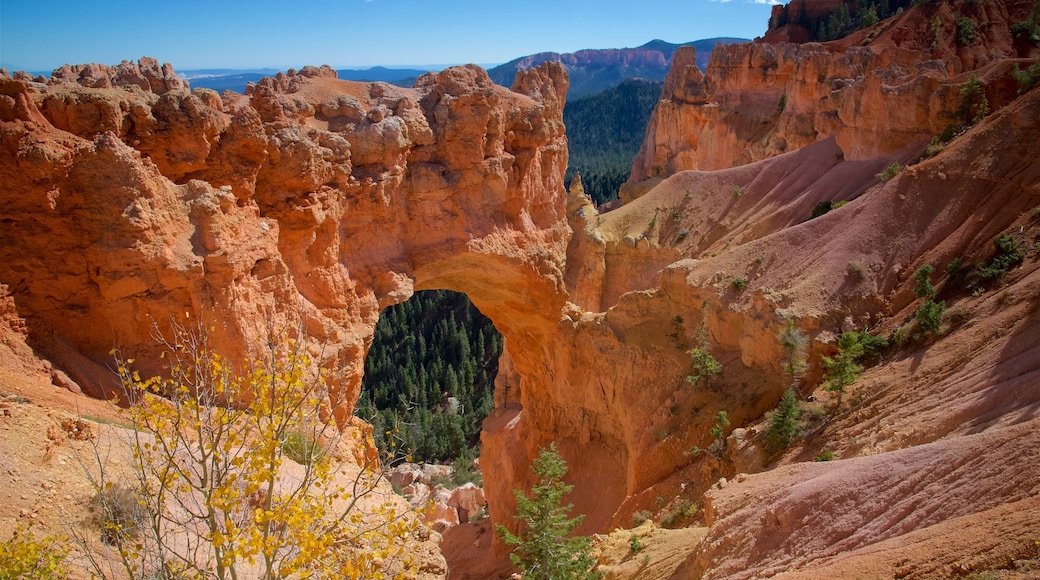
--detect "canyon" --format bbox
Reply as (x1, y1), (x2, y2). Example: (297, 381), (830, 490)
(2, 0), (1040, 577)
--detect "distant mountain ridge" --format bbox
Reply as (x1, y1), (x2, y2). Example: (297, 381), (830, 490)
(181, 38), (748, 96)
(185, 66), (434, 93)
(487, 38), (748, 98)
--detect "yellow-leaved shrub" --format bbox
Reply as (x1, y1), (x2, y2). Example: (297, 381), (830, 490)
(77, 318), (425, 579)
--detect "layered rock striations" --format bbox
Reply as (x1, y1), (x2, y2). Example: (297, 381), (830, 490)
(628, 0), (1039, 188)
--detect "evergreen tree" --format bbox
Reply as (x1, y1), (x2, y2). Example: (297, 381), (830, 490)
(822, 332), (866, 395)
(496, 444), (601, 580)
(764, 389), (802, 453)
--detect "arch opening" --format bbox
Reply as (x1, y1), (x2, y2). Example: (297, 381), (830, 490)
(357, 289), (504, 478)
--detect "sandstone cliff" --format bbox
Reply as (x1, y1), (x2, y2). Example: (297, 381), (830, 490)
(627, 0), (1039, 190)
(0, 59), (569, 414)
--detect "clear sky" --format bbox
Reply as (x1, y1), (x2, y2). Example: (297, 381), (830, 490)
(1, 0), (779, 73)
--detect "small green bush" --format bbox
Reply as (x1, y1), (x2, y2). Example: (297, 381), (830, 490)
(686, 325), (722, 387)
(660, 500), (699, 529)
(822, 334), (865, 395)
(857, 4), (879, 27)
(779, 319), (808, 380)
(731, 277), (748, 293)
(976, 234), (1025, 281)
(946, 257), (964, 280)
(1012, 61), (1040, 93)
(629, 535), (645, 553)
(924, 135), (945, 158)
(281, 431), (326, 466)
(848, 262), (867, 280)
(937, 128), (960, 149)
(731, 187), (743, 199)
(813, 450), (835, 462)
(912, 264), (936, 299)
(452, 446), (483, 486)
(914, 299), (946, 335)
(810, 200), (833, 219)
(777, 94), (788, 114)
(821, 330), (887, 395)
(1011, 11), (1040, 45)
(956, 15), (980, 45)
(710, 410), (730, 440)
(958, 74), (989, 124)
(877, 161), (902, 181)
(855, 330), (889, 358)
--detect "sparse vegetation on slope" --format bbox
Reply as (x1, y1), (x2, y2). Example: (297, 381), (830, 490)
(769, 0), (915, 42)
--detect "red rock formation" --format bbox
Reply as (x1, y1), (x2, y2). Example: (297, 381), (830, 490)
(628, 0), (1038, 187)
(0, 59), (570, 415)
(3, 0), (1040, 570)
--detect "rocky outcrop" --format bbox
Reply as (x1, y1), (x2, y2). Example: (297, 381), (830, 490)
(628, 0), (1039, 185)
(48, 57), (188, 93)
(0, 59), (570, 417)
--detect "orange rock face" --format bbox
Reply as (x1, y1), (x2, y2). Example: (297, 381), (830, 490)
(0, 59), (570, 414)
(629, 0), (1038, 185)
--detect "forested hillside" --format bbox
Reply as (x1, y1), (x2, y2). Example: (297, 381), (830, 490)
(564, 79), (662, 205)
(356, 290), (502, 464)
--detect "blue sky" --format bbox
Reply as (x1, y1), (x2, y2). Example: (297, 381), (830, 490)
(1, 0), (779, 73)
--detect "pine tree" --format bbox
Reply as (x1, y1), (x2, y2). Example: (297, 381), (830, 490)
(821, 332), (865, 395)
(496, 444), (601, 580)
(764, 388), (802, 454)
